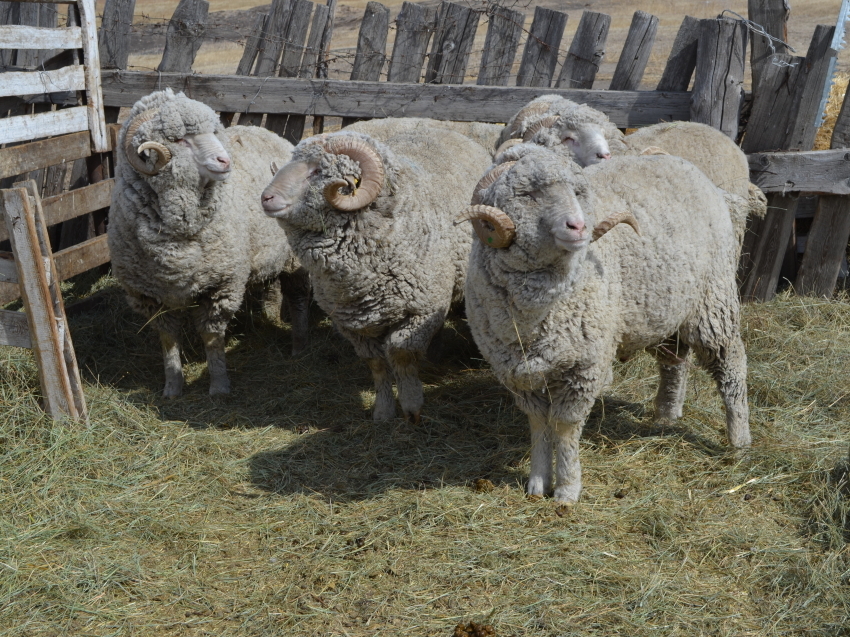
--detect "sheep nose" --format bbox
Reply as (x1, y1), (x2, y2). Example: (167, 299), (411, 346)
(216, 155), (231, 170)
(597, 152), (611, 160)
(566, 219), (585, 233)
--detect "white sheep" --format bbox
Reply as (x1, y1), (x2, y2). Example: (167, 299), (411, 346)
(345, 117), (504, 156)
(108, 89), (309, 397)
(261, 128), (492, 422)
(459, 148), (751, 502)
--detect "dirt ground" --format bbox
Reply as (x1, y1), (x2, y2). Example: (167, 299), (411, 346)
(123, 0), (850, 87)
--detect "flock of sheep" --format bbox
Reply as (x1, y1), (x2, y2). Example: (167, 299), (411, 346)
(107, 88), (766, 503)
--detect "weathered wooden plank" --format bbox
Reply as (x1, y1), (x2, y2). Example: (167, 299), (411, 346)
(424, 1), (480, 84)
(748, 0), (790, 94)
(220, 12), (266, 127)
(656, 15), (700, 92)
(516, 6), (568, 88)
(100, 70), (693, 126)
(476, 4), (523, 87)
(157, 0), (209, 73)
(556, 11), (610, 90)
(788, 24), (837, 152)
(77, 0), (108, 152)
(0, 106), (89, 145)
(748, 149), (850, 195)
(0, 24), (80, 49)
(1, 1), (74, 4)
(341, 1), (389, 126)
(0, 1), (18, 68)
(98, 0), (136, 70)
(739, 195), (797, 301)
(743, 54), (803, 152)
(298, 3), (329, 79)
(0, 65), (84, 98)
(2, 188), (78, 419)
(690, 17), (747, 139)
(387, 1), (434, 83)
(0, 308), (31, 348)
(53, 232), (109, 280)
(311, 0), (336, 134)
(794, 196), (850, 296)
(609, 10), (658, 91)
(14, 1), (42, 69)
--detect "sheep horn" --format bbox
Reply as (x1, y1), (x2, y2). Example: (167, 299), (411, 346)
(591, 210), (642, 242)
(471, 161), (517, 205)
(123, 109), (165, 176)
(137, 141), (171, 172)
(639, 146), (669, 156)
(522, 116), (560, 142)
(494, 138), (524, 157)
(508, 102), (552, 137)
(319, 137), (385, 211)
(455, 204), (516, 248)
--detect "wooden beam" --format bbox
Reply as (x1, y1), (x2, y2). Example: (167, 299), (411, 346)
(387, 1), (434, 83)
(794, 196), (850, 296)
(341, 1), (390, 127)
(609, 10), (658, 91)
(157, 0), (209, 73)
(516, 6), (568, 88)
(98, 0), (137, 70)
(0, 65), (85, 98)
(424, 1), (480, 85)
(0, 106), (89, 145)
(0, 309), (31, 349)
(748, 149), (850, 195)
(556, 10), (611, 90)
(477, 4), (523, 87)
(656, 15), (700, 92)
(100, 71), (692, 126)
(0, 24), (81, 49)
(77, 0), (108, 152)
(748, 0), (790, 94)
(53, 233), (110, 280)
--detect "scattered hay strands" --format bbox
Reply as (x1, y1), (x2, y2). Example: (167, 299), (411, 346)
(1, 276), (849, 635)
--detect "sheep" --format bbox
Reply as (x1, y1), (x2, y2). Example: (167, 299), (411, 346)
(261, 128), (492, 422)
(345, 117), (504, 156)
(498, 96), (767, 236)
(108, 88), (309, 397)
(459, 148), (751, 502)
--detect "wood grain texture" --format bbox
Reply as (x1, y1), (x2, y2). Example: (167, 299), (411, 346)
(387, 1), (434, 83)
(0, 106), (89, 145)
(98, 0), (136, 70)
(656, 15), (699, 92)
(100, 70), (692, 126)
(53, 232), (109, 280)
(477, 4), (523, 87)
(609, 10), (658, 91)
(342, 1), (389, 126)
(690, 17), (747, 139)
(0, 65), (85, 98)
(0, 308), (31, 348)
(556, 10), (610, 90)
(794, 196), (850, 296)
(77, 0), (108, 152)
(748, 0), (790, 94)
(0, 24), (80, 49)
(516, 6), (567, 88)
(299, 3), (330, 79)
(157, 0), (209, 73)
(787, 24), (836, 152)
(748, 149), (850, 195)
(739, 195), (797, 301)
(425, 1), (480, 84)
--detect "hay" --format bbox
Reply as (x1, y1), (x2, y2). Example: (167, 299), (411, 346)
(1, 277), (849, 636)
(815, 72), (850, 151)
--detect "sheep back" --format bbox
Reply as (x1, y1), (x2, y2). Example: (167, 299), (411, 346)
(345, 117), (504, 156)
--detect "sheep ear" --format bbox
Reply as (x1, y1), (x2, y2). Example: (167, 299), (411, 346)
(562, 130), (579, 147)
(270, 161), (279, 176)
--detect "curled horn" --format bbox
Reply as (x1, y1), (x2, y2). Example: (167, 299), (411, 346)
(508, 102), (552, 137)
(494, 138), (523, 157)
(319, 137), (385, 211)
(639, 146), (669, 156)
(591, 210), (642, 242)
(123, 109), (170, 176)
(455, 205), (516, 248)
(522, 116), (560, 142)
(471, 161), (516, 205)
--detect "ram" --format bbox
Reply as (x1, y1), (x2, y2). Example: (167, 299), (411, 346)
(109, 89), (309, 397)
(460, 148), (751, 502)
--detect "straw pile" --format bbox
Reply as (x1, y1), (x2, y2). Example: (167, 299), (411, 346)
(815, 72), (850, 150)
(1, 274), (848, 635)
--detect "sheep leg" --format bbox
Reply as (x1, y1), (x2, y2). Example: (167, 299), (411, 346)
(159, 329), (184, 398)
(553, 419), (583, 503)
(192, 301), (236, 396)
(367, 357), (397, 422)
(706, 335), (751, 448)
(527, 414), (553, 496)
(651, 337), (690, 420)
(280, 268), (310, 356)
(201, 331), (231, 395)
(387, 348), (422, 424)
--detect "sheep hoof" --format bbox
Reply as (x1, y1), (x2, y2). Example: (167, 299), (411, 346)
(553, 483), (581, 503)
(372, 403), (397, 422)
(526, 476), (548, 497)
(162, 380), (183, 399)
(404, 410), (421, 426)
(209, 380), (231, 396)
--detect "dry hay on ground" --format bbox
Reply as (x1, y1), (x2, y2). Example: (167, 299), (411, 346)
(0, 274), (849, 636)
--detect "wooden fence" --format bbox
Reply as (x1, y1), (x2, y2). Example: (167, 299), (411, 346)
(2, 0), (850, 302)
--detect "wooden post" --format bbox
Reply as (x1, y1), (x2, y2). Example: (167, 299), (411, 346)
(739, 25), (838, 300)
(609, 10), (658, 91)
(341, 1), (389, 127)
(311, 0), (336, 135)
(219, 12), (266, 127)
(690, 17), (747, 139)
(98, 0), (136, 75)
(555, 11), (610, 90)
(476, 4), (523, 87)
(387, 2), (435, 83)
(748, 0), (790, 96)
(424, 1), (480, 85)
(656, 15), (700, 91)
(157, 0), (209, 73)
(516, 6), (568, 88)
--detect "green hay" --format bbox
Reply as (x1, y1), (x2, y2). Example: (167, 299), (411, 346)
(1, 277), (849, 636)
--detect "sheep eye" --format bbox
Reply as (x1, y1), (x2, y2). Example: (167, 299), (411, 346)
(525, 191), (539, 202)
(178, 138), (190, 147)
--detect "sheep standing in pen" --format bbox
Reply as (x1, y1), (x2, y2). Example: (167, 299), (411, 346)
(261, 129), (492, 423)
(108, 89), (309, 397)
(459, 148), (751, 502)
(497, 95), (767, 237)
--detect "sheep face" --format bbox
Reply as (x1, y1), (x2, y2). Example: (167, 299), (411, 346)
(524, 120), (611, 167)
